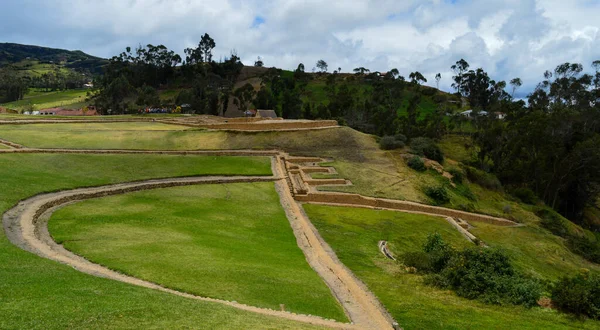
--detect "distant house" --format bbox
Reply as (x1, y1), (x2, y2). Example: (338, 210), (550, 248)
(494, 112), (506, 120)
(460, 110), (489, 118)
(255, 110), (278, 119)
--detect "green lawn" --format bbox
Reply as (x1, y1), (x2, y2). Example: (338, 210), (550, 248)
(304, 204), (600, 329)
(0, 153), (323, 329)
(49, 183), (346, 321)
(0, 122), (227, 149)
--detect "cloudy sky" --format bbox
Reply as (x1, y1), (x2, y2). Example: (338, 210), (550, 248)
(1, 0), (599, 97)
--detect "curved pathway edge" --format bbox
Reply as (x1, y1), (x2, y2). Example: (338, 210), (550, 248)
(2, 175), (362, 329)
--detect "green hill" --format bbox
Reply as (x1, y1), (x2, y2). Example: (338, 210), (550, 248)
(0, 43), (108, 75)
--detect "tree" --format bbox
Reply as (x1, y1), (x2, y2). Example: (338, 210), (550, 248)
(353, 67), (370, 75)
(409, 71), (427, 85)
(390, 68), (400, 79)
(254, 56), (264, 67)
(233, 83), (256, 112)
(435, 73), (442, 90)
(510, 78), (522, 98)
(199, 33), (216, 63)
(136, 85), (160, 107)
(316, 60), (328, 73)
(451, 59), (470, 97)
(296, 63), (305, 73)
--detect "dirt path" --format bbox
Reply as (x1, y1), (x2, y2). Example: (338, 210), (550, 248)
(3, 174), (363, 330)
(273, 157), (396, 330)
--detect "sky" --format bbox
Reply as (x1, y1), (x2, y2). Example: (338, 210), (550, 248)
(1, 0), (599, 97)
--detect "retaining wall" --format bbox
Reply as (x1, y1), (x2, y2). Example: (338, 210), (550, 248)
(296, 192), (516, 226)
(195, 120), (338, 131)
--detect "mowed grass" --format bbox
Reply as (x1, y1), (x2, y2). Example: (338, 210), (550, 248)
(0, 153), (325, 329)
(0, 122), (227, 149)
(49, 183), (347, 321)
(304, 204), (600, 329)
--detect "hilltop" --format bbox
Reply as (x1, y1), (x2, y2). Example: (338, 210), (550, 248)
(0, 43), (108, 75)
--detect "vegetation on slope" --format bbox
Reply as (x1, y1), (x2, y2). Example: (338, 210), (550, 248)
(305, 204), (600, 329)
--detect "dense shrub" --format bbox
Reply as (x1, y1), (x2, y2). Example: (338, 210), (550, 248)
(447, 167), (464, 184)
(379, 136), (405, 150)
(511, 187), (538, 204)
(402, 251), (432, 272)
(407, 234), (542, 308)
(537, 208), (569, 237)
(407, 156), (426, 172)
(394, 133), (408, 143)
(425, 185), (450, 205)
(410, 137), (444, 163)
(423, 233), (455, 273)
(465, 166), (502, 190)
(552, 272), (600, 319)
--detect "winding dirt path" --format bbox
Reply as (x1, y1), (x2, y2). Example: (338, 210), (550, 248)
(2, 175), (364, 329)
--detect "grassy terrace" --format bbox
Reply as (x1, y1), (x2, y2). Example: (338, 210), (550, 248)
(0, 123), (550, 221)
(305, 204), (600, 329)
(0, 153), (325, 329)
(49, 183), (346, 321)
(1, 89), (89, 111)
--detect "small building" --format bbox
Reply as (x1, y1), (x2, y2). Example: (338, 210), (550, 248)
(255, 110), (278, 119)
(39, 109), (58, 115)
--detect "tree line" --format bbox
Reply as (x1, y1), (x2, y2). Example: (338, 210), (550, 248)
(92, 33), (600, 226)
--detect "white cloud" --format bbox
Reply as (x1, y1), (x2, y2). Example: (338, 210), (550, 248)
(0, 0), (599, 97)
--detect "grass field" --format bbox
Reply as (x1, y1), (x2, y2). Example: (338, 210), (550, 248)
(1, 89), (89, 111)
(305, 204), (600, 329)
(49, 183), (346, 320)
(0, 153), (329, 329)
(0, 123), (536, 220)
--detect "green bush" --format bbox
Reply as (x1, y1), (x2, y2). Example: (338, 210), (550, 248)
(425, 186), (450, 205)
(407, 156), (426, 172)
(394, 134), (408, 143)
(402, 251), (432, 272)
(537, 208), (569, 237)
(410, 137), (444, 163)
(511, 187), (538, 204)
(379, 136), (405, 150)
(552, 272), (600, 319)
(438, 248), (542, 307)
(465, 166), (502, 190)
(423, 233), (455, 273)
(447, 167), (464, 184)
(416, 235), (542, 308)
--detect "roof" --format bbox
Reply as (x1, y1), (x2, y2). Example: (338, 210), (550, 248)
(256, 110), (277, 119)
